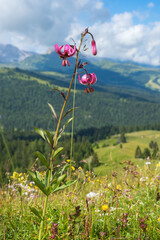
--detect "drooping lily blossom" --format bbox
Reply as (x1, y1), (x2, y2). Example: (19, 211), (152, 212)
(91, 39), (97, 55)
(55, 44), (76, 67)
(78, 73), (97, 93)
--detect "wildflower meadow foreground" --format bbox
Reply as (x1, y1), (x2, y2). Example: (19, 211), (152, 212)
(1, 163), (160, 239)
(0, 28), (160, 240)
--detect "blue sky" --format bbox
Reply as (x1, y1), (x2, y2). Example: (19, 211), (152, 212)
(105, 0), (160, 21)
(0, 0), (160, 65)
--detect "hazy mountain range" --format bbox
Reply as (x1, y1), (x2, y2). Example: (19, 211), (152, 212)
(1, 44), (160, 131)
(0, 44), (36, 63)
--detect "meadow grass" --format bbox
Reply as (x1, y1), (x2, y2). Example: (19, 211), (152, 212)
(0, 161), (160, 239)
(1, 130), (160, 239)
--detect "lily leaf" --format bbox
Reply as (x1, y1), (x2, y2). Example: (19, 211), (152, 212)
(48, 103), (58, 122)
(57, 173), (67, 185)
(62, 107), (78, 120)
(28, 170), (49, 196)
(36, 151), (49, 168)
(44, 130), (53, 147)
(52, 147), (64, 160)
(51, 180), (77, 194)
(34, 127), (46, 141)
(44, 169), (50, 187)
(57, 117), (74, 141)
(29, 207), (42, 220)
(51, 88), (65, 100)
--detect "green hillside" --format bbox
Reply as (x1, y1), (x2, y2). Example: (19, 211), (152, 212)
(1, 67), (160, 131)
(92, 59), (160, 91)
(94, 130), (160, 176)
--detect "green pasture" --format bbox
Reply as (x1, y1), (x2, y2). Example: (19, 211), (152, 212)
(94, 130), (160, 176)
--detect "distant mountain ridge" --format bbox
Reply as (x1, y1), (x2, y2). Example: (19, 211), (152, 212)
(0, 43), (36, 63)
(1, 43), (160, 92)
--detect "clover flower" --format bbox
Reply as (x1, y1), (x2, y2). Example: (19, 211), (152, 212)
(78, 73), (97, 93)
(55, 44), (76, 66)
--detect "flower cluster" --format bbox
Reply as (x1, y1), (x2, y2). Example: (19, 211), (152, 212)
(55, 28), (97, 93)
(139, 216), (148, 231)
(121, 213), (128, 228)
(50, 223), (58, 239)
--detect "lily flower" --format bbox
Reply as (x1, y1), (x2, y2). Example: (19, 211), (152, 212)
(55, 44), (76, 66)
(78, 73), (97, 93)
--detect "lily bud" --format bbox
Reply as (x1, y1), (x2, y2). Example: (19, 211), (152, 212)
(91, 39), (97, 55)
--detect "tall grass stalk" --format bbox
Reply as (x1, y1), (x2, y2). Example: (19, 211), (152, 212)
(70, 71), (77, 161)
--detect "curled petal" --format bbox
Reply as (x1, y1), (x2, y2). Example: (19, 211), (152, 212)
(66, 45), (76, 57)
(55, 44), (64, 56)
(78, 74), (89, 85)
(89, 73), (97, 84)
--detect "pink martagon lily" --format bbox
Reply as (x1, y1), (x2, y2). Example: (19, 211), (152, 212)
(78, 73), (97, 93)
(55, 44), (76, 66)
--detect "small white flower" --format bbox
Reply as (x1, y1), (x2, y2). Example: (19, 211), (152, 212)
(145, 162), (151, 165)
(86, 192), (98, 198)
(140, 177), (148, 182)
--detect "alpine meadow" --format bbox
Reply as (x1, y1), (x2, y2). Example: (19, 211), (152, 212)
(0, 9), (160, 240)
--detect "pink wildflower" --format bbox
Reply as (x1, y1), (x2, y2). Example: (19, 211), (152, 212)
(78, 73), (97, 93)
(91, 39), (97, 55)
(55, 44), (76, 67)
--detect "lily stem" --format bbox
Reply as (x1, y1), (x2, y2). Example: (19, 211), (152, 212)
(38, 33), (84, 240)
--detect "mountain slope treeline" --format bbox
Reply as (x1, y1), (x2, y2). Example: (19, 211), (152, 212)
(1, 67), (160, 131)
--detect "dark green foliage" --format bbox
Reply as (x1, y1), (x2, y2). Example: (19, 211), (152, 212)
(149, 140), (159, 150)
(1, 68), (160, 131)
(135, 146), (142, 158)
(120, 132), (127, 143)
(152, 148), (158, 159)
(142, 148), (151, 159)
(135, 140), (160, 160)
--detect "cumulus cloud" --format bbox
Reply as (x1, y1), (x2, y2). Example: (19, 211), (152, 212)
(0, 0), (160, 66)
(0, 0), (109, 52)
(68, 12), (160, 66)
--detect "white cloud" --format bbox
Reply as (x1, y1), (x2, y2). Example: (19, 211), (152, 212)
(67, 12), (160, 66)
(147, 2), (155, 8)
(0, 1), (160, 66)
(0, 0), (109, 52)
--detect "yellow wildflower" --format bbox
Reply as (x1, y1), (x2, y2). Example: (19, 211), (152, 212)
(12, 172), (19, 179)
(102, 204), (108, 212)
(117, 185), (122, 190)
(71, 166), (75, 171)
(67, 159), (70, 162)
